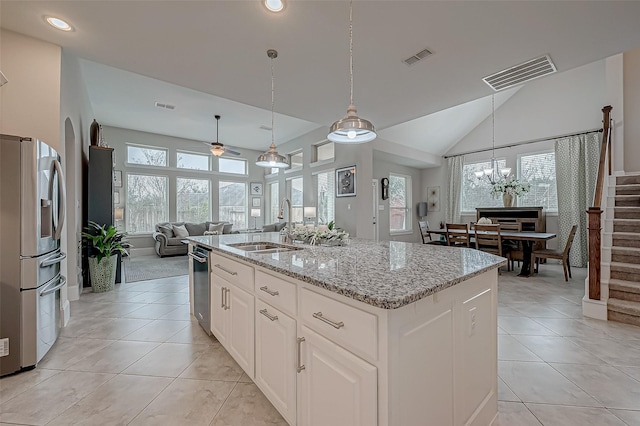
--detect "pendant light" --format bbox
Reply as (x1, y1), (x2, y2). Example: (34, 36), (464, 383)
(475, 94), (511, 183)
(256, 49), (289, 168)
(327, 0), (376, 144)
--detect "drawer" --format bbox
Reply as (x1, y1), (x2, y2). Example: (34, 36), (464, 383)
(300, 288), (378, 360)
(255, 270), (297, 315)
(211, 253), (254, 292)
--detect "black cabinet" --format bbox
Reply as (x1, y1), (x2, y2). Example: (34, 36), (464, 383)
(84, 146), (121, 285)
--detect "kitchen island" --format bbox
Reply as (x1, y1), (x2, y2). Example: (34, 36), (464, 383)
(187, 232), (505, 426)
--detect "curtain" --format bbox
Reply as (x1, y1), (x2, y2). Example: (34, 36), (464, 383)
(554, 132), (601, 267)
(446, 156), (464, 224)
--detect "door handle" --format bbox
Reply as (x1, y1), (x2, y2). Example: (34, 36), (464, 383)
(40, 251), (67, 267)
(296, 337), (305, 373)
(39, 275), (67, 297)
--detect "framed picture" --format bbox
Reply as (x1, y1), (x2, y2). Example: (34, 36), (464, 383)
(114, 191), (120, 205)
(427, 186), (440, 212)
(113, 170), (122, 188)
(252, 197), (261, 207)
(336, 165), (356, 197)
(250, 182), (263, 196)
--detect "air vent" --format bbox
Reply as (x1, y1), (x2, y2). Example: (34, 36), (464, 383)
(259, 125), (272, 131)
(403, 48), (433, 66)
(154, 102), (176, 110)
(483, 54), (557, 91)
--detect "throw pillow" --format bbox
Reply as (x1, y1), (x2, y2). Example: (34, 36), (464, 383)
(158, 225), (174, 238)
(172, 224), (189, 238)
(208, 223), (225, 234)
(222, 223), (233, 234)
(262, 224), (276, 232)
(275, 222), (287, 232)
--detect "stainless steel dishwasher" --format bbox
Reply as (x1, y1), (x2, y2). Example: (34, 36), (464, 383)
(189, 245), (211, 335)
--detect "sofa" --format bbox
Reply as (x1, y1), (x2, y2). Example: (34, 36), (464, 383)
(152, 221), (236, 257)
(262, 222), (287, 232)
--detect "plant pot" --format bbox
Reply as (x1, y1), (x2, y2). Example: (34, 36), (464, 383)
(502, 193), (514, 207)
(88, 255), (117, 293)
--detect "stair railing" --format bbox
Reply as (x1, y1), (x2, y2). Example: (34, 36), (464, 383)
(587, 105), (613, 300)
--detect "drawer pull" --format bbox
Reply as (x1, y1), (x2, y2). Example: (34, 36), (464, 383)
(259, 286), (279, 297)
(259, 308), (278, 322)
(312, 312), (344, 329)
(214, 264), (238, 276)
(297, 337), (306, 373)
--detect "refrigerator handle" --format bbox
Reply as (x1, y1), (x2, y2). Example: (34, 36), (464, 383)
(49, 159), (66, 241)
(39, 274), (67, 297)
(40, 251), (67, 268)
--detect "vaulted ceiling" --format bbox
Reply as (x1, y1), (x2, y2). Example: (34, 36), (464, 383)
(3, 1), (640, 161)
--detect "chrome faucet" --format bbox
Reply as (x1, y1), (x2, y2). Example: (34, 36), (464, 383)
(277, 197), (293, 243)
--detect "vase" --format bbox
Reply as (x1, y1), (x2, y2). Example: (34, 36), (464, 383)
(89, 119), (100, 146)
(502, 193), (514, 207)
(88, 255), (117, 292)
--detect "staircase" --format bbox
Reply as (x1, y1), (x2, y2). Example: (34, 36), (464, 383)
(608, 175), (640, 326)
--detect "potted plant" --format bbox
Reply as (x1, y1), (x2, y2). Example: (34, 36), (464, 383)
(490, 177), (531, 207)
(82, 221), (130, 292)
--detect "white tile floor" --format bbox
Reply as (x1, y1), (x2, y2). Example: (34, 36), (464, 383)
(1, 264), (640, 425)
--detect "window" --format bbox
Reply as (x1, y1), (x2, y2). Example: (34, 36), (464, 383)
(266, 167), (279, 176)
(290, 151), (303, 169)
(289, 177), (303, 224)
(389, 173), (412, 233)
(127, 145), (167, 167)
(218, 158), (247, 175)
(315, 142), (335, 162)
(177, 151), (209, 171)
(126, 173), (168, 233)
(219, 181), (247, 229)
(269, 181), (279, 224)
(177, 178), (210, 223)
(461, 160), (507, 212)
(518, 151), (558, 211)
(317, 171), (335, 225)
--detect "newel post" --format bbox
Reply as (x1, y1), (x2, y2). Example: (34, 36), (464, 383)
(587, 207), (602, 300)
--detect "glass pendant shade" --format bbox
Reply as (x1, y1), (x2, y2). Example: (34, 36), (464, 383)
(328, 104), (376, 143)
(256, 143), (288, 168)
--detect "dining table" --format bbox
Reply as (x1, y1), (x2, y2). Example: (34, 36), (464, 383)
(428, 229), (557, 277)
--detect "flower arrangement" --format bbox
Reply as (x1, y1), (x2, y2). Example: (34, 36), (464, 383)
(281, 221), (350, 246)
(490, 177), (531, 198)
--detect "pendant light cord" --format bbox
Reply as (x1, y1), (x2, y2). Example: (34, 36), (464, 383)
(271, 55), (275, 147)
(349, 0), (354, 106)
(491, 94), (496, 171)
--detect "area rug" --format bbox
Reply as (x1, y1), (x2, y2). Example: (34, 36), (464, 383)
(123, 254), (189, 283)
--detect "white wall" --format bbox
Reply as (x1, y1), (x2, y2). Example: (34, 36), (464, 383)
(103, 125), (267, 249)
(0, 30), (61, 149)
(624, 47), (640, 172)
(60, 51), (95, 301)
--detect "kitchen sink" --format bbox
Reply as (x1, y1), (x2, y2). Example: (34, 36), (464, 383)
(226, 242), (304, 254)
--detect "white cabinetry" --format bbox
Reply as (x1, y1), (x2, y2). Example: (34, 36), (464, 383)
(227, 283), (255, 377)
(210, 278), (228, 346)
(255, 299), (297, 425)
(297, 325), (377, 426)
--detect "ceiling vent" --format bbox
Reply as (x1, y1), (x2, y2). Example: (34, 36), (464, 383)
(154, 102), (175, 110)
(403, 48), (433, 66)
(483, 54), (557, 91)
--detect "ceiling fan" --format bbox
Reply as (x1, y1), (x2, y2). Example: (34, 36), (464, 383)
(204, 115), (241, 157)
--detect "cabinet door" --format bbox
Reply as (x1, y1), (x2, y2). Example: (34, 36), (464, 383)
(298, 325), (377, 426)
(228, 284), (255, 378)
(210, 276), (228, 346)
(255, 299), (297, 425)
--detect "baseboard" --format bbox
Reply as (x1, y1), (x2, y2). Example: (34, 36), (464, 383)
(130, 247), (156, 257)
(67, 281), (80, 301)
(582, 296), (608, 320)
(61, 300), (71, 326)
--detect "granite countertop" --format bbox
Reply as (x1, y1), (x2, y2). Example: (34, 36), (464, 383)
(187, 233), (506, 310)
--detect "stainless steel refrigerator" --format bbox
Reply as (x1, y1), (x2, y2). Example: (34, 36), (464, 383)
(0, 134), (66, 376)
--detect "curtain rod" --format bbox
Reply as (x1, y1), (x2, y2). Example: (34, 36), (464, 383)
(443, 128), (603, 159)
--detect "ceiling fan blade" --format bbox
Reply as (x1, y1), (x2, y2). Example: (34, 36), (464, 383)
(224, 148), (242, 156)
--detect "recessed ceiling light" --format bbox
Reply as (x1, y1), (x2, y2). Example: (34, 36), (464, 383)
(264, 0), (285, 13)
(45, 16), (73, 31)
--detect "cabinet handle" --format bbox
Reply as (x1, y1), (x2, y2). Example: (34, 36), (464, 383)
(259, 308), (278, 321)
(296, 337), (306, 373)
(225, 288), (230, 310)
(259, 286), (279, 296)
(221, 287), (226, 309)
(312, 312), (344, 329)
(214, 264), (238, 276)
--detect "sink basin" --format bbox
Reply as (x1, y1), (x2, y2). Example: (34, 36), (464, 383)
(226, 242), (304, 254)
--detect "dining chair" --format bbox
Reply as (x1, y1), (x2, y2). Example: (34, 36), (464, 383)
(418, 221), (444, 245)
(530, 225), (578, 281)
(445, 223), (471, 248)
(474, 223), (511, 272)
(499, 222), (522, 271)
